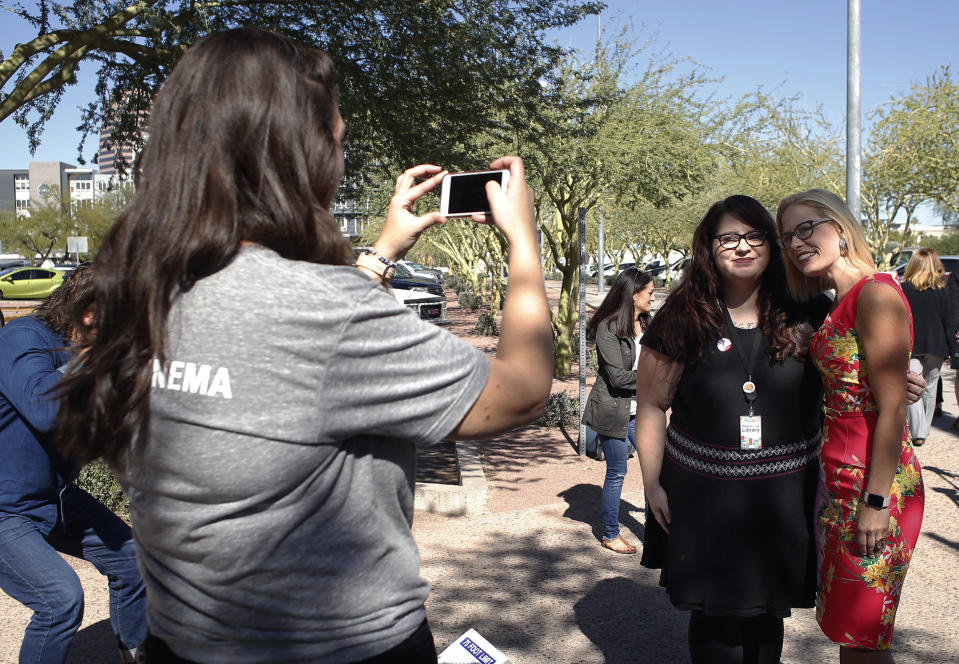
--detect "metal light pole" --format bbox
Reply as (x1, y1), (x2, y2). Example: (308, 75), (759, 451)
(578, 207), (587, 456)
(597, 207), (605, 296)
(846, 0), (862, 220)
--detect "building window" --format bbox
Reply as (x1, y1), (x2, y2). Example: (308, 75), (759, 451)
(14, 175), (29, 191)
(15, 199), (29, 210)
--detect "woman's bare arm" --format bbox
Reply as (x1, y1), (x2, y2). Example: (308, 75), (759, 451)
(635, 347), (683, 532)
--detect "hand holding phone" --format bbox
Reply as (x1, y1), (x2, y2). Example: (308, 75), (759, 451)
(376, 164), (448, 262)
(440, 170), (510, 217)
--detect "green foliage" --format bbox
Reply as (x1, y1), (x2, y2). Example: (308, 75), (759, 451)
(445, 273), (468, 294)
(0, 187), (126, 263)
(76, 459), (129, 517)
(586, 344), (598, 375)
(515, 31), (719, 376)
(458, 291), (482, 311)
(863, 66), (959, 267)
(920, 232), (959, 257)
(1, 0), (601, 184)
(541, 391), (580, 428)
(474, 311), (499, 336)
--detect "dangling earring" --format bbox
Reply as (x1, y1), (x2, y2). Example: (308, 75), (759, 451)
(839, 237), (849, 257)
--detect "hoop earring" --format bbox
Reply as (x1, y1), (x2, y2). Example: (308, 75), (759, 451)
(839, 237), (849, 257)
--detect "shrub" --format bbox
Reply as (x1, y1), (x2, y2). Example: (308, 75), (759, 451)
(458, 291), (482, 310)
(446, 273), (465, 293)
(474, 311), (499, 336)
(542, 391), (580, 428)
(587, 345), (599, 374)
(76, 459), (129, 516)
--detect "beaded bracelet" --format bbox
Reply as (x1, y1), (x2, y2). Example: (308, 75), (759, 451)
(354, 249), (396, 281)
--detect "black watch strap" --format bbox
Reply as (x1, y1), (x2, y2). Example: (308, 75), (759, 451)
(864, 492), (890, 510)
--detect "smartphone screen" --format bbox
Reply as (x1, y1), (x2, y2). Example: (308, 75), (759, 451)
(441, 170), (509, 216)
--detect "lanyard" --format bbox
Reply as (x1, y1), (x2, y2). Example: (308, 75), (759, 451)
(718, 301), (761, 416)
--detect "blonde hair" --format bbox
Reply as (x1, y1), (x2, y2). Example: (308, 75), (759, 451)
(775, 189), (876, 300)
(903, 248), (945, 291)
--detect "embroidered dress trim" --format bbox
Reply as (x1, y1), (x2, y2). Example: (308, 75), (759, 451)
(665, 424), (820, 480)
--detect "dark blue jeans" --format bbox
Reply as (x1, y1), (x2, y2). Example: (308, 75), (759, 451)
(0, 485), (147, 663)
(599, 417), (635, 541)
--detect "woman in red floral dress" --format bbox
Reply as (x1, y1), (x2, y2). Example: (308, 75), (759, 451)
(776, 189), (924, 664)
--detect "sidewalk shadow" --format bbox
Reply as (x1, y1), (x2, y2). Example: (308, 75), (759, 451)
(68, 619), (120, 663)
(922, 464), (959, 511)
(558, 483), (646, 543)
(928, 411), (958, 436)
(574, 576), (689, 663)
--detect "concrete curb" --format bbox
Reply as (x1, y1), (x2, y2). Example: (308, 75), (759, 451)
(415, 440), (488, 516)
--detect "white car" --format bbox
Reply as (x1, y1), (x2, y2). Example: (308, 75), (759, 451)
(392, 287), (450, 325)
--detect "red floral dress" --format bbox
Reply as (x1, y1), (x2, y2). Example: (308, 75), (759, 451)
(809, 273), (924, 650)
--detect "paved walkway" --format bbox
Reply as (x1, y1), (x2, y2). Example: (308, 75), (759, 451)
(2, 286), (957, 662)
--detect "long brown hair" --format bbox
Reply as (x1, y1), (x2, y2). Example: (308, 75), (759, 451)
(646, 195), (811, 365)
(56, 28), (353, 465)
(587, 267), (653, 338)
(34, 264), (95, 340)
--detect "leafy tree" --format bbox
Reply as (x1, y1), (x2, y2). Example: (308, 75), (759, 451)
(863, 66), (959, 267)
(0, 185), (128, 262)
(720, 90), (845, 211)
(1, 0), (600, 182)
(0, 186), (71, 263)
(920, 231), (959, 257)
(519, 35), (718, 376)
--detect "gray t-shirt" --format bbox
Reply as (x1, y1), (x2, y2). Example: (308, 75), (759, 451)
(119, 245), (489, 662)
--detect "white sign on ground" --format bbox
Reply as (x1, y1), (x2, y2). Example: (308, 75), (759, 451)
(438, 628), (514, 664)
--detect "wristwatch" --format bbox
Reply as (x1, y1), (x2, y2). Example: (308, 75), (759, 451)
(863, 492), (891, 510)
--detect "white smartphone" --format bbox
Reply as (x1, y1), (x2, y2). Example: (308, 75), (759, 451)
(439, 169), (510, 217)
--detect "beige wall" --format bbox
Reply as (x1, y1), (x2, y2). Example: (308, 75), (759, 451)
(27, 161), (74, 207)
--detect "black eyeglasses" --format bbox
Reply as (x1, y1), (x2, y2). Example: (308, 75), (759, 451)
(779, 219), (832, 248)
(712, 230), (768, 250)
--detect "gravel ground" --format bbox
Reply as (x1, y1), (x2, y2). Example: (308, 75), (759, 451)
(2, 285), (957, 663)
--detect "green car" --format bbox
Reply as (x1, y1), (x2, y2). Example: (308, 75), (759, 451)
(0, 266), (66, 299)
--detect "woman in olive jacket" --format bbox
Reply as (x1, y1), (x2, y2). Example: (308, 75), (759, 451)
(582, 267), (656, 553)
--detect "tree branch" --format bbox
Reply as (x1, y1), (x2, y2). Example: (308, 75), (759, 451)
(0, 0), (162, 122)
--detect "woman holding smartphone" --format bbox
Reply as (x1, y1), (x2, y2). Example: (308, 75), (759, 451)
(54, 28), (552, 664)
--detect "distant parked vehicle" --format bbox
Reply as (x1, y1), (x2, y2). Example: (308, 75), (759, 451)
(0, 257), (30, 271)
(393, 288), (450, 325)
(893, 255), (959, 278)
(667, 256), (692, 282)
(397, 260), (444, 284)
(390, 262), (445, 296)
(0, 266), (66, 299)
(644, 259), (668, 276)
(589, 262), (635, 279)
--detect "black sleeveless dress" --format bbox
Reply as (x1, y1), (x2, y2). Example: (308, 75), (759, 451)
(640, 324), (822, 617)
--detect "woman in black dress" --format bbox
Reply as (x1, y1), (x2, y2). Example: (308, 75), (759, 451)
(635, 196), (825, 664)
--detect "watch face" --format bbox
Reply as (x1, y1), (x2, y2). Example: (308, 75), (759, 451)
(865, 493), (888, 509)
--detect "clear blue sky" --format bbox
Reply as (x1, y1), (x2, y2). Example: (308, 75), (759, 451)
(0, 0), (955, 171)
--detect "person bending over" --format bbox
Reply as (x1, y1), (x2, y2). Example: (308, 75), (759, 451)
(0, 264), (147, 663)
